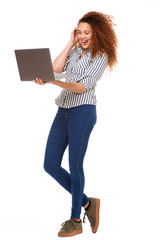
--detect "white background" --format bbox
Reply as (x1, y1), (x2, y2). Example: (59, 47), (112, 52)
(0, 0), (160, 239)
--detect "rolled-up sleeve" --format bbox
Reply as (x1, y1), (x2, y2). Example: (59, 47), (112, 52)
(63, 47), (75, 72)
(77, 53), (108, 91)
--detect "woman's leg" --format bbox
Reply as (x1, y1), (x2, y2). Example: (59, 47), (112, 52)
(67, 105), (97, 219)
(44, 107), (71, 191)
(44, 107), (89, 207)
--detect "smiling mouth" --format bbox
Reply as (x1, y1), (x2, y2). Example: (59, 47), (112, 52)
(81, 40), (88, 44)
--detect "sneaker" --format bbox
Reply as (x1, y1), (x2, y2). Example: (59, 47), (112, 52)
(83, 198), (100, 233)
(58, 219), (83, 237)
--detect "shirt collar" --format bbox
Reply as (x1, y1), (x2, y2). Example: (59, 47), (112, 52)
(77, 47), (91, 59)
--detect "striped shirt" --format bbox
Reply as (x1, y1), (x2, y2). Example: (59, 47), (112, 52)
(55, 47), (108, 108)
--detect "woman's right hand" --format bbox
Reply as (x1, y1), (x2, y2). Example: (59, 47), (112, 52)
(70, 27), (79, 46)
(52, 27), (79, 73)
(33, 78), (47, 85)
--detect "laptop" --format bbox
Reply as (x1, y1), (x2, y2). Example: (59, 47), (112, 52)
(14, 48), (72, 81)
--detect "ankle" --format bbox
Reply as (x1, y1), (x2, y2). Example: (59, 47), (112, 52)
(84, 200), (90, 210)
(72, 218), (81, 223)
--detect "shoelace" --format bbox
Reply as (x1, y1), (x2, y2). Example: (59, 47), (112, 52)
(83, 212), (94, 226)
(83, 212), (87, 223)
(61, 220), (73, 230)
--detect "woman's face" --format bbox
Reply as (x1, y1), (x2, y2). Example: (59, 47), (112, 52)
(77, 22), (93, 49)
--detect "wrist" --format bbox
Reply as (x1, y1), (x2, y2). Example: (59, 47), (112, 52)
(68, 40), (75, 49)
(52, 80), (59, 85)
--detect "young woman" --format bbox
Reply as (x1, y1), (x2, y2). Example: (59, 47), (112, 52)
(33, 11), (118, 237)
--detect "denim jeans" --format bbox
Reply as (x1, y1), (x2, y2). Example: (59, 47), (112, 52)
(44, 104), (97, 219)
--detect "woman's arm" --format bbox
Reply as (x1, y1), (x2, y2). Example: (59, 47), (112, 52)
(53, 41), (73, 73)
(33, 78), (86, 94)
(53, 27), (78, 73)
(52, 80), (86, 94)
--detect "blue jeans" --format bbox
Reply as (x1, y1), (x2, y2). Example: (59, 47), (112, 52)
(44, 104), (97, 219)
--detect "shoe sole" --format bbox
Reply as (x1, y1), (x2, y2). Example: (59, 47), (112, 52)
(93, 198), (100, 233)
(58, 228), (83, 237)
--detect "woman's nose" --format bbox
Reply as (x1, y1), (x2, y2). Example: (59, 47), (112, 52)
(80, 33), (85, 39)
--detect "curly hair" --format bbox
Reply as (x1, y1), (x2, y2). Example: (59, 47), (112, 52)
(77, 11), (118, 71)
